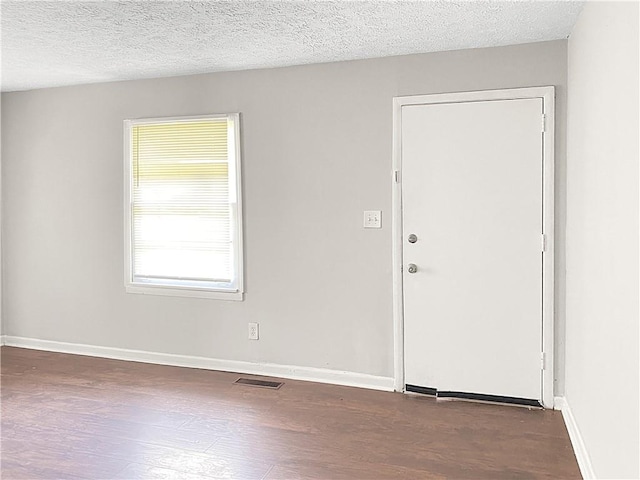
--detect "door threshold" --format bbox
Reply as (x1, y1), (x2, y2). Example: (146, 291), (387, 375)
(436, 395), (543, 410)
(406, 385), (543, 409)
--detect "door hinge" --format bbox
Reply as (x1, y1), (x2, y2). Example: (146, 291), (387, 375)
(394, 170), (400, 183)
(541, 114), (546, 133)
(541, 234), (546, 252)
(541, 352), (546, 370)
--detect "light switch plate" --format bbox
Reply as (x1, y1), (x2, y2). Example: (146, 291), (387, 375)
(364, 210), (382, 229)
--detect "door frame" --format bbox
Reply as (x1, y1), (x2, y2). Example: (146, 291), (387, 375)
(391, 86), (556, 408)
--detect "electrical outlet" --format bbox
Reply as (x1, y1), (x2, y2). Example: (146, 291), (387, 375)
(248, 322), (259, 340)
(364, 210), (382, 228)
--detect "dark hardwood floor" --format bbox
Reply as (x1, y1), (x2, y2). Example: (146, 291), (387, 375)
(0, 347), (580, 479)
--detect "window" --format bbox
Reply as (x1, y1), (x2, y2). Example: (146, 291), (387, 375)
(124, 114), (243, 300)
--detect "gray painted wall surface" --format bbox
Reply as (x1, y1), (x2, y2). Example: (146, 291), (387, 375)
(565, 2), (639, 478)
(1, 41), (567, 388)
(0, 93), (2, 337)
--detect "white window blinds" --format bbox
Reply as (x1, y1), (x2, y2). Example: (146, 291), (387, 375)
(125, 115), (243, 298)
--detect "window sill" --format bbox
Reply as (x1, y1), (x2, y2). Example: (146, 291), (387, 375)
(126, 284), (244, 301)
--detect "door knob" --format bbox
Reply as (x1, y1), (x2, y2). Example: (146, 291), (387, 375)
(408, 234), (418, 243)
(407, 263), (417, 274)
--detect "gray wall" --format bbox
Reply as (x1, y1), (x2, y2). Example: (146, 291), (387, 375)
(0, 93), (2, 337)
(565, 2), (639, 478)
(1, 41), (567, 387)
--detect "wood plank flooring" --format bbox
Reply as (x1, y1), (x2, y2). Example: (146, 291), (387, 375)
(0, 347), (580, 479)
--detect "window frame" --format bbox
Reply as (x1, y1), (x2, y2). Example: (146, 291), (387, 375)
(123, 113), (244, 301)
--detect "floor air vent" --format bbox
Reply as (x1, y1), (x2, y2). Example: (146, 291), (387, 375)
(234, 378), (283, 389)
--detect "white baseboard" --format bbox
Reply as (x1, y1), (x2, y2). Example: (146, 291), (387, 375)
(554, 396), (596, 479)
(0, 335), (5, 346)
(553, 395), (563, 411)
(1, 336), (394, 392)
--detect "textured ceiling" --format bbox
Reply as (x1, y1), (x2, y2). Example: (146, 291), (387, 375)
(1, 1), (583, 92)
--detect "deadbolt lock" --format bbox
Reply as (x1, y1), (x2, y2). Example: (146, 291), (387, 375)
(408, 234), (418, 243)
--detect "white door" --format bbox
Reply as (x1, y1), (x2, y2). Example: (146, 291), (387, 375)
(402, 98), (544, 404)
